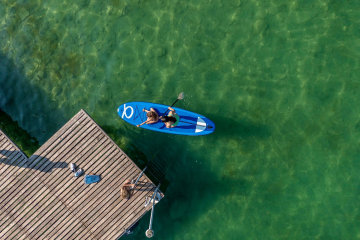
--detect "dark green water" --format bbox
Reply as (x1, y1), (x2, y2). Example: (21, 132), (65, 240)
(1, 0), (360, 239)
(0, 109), (39, 157)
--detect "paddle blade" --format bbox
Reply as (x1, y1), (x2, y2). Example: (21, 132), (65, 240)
(178, 92), (184, 100)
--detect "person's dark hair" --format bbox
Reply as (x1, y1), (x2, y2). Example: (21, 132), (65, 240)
(147, 111), (157, 118)
(161, 116), (176, 123)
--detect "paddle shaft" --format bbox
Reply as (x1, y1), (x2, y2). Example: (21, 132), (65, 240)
(170, 99), (180, 108)
(163, 99), (180, 116)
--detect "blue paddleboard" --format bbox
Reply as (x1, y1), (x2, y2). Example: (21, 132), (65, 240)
(117, 102), (215, 136)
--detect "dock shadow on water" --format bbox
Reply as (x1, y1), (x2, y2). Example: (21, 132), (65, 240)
(0, 53), (67, 144)
(0, 150), (68, 173)
(0, 109), (40, 157)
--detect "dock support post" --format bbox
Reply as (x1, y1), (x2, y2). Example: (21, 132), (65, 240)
(145, 205), (155, 238)
(145, 184), (161, 238)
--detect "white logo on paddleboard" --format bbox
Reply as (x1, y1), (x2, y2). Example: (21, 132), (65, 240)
(195, 117), (206, 133)
(122, 104), (134, 119)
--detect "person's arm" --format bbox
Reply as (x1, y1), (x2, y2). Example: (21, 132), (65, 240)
(123, 183), (135, 188)
(147, 120), (158, 124)
(168, 107), (176, 115)
(137, 120), (149, 127)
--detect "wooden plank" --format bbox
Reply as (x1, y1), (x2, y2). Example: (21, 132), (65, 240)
(0, 116), (90, 202)
(0, 122), (96, 232)
(0, 132), (29, 238)
(0, 213), (31, 240)
(0, 182), (34, 239)
(10, 128), (106, 239)
(0, 154), (27, 196)
(0, 149), (25, 180)
(0, 123), (95, 239)
(47, 145), (125, 238)
(0, 130), (27, 159)
(0, 110), (164, 239)
(4, 184), (61, 240)
(78, 171), (154, 238)
(0, 133), (6, 141)
(29, 135), (115, 238)
(50, 127), (134, 238)
(23, 114), (90, 175)
(96, 180), (156, 239)
(108, 184), (161, 238)
(3, 117), (94, 199)
(0, 141), (16, 161)
(61, 163), (137, 239)
(28, 116), (93, 169)
(0, 139), (10, 152)
(31, 121), (99, 181)
(0, 158), (29, 209)
(33, 143), (120, 239)
(31, 111), (86, 155)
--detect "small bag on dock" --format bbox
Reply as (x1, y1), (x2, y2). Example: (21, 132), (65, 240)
(84, 175), (101, 184)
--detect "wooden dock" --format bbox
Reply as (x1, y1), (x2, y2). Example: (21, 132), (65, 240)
(0, 109), (163, 240)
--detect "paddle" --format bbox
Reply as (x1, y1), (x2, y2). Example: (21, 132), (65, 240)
(163, 92), (184, 115)
(161, 93), (213, 130)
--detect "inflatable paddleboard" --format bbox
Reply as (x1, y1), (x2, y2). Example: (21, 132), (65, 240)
(117, 102), (215, 136)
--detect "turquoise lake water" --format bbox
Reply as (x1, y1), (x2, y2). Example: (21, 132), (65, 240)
(1, 0), (360, 239)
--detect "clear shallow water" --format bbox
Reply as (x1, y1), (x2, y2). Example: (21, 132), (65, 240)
(1, 0), (360, 239)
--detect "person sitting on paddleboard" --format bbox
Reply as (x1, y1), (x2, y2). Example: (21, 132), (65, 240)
(137, 108), (159, 127)
(160, 107), (179, 128)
